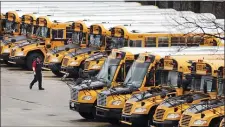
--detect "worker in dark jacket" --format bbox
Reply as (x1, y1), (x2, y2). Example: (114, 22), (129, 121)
(29, 57), (44, 90)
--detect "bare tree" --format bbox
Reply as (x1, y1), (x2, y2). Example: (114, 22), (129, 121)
(164, 12), (224, 40)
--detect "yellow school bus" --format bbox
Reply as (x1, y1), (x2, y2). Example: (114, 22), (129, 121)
(0, 13), (37, 65)
(60, 23), (112, 77)
(153, 59), (224, 127)
(112, 25), (224, 47)
(179, 63), (224, 127)
(8, 16), (72, 70)
(68, 49), (138, 120)
(0, 13), (5, 37)
(42, 20), (88, 77)
(4, 11), (21, 36)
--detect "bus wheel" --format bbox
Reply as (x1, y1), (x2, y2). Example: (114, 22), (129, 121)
(52, 70), (64, 77)
(79, 112), (94, 119)
(26, 53), (43, 71)
(108, 119), (120, 125)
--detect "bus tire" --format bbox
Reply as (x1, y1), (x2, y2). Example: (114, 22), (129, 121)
(108, 119), (120, 125)
(26, 53), (44, 71)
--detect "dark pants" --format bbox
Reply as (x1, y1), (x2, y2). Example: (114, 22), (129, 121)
(30, 72), (42, 89)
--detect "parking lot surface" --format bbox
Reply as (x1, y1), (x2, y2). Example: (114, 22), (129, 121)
(1, 64), (118, 127)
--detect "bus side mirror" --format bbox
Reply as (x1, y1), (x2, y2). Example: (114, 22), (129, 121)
(11, 39), (16, 43)
(186, 96), (193, 103)
(160, 92), (166, 99)
(201, 113), (205, 118)
(65, 47), (70, 51)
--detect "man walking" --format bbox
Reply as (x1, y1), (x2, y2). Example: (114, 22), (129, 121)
(29, 57), (44, 90)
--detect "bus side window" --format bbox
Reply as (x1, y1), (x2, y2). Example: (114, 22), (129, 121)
(155, 70), (161, 86)
(171, 37), (186, 46)
(145, 37), (156, 47)
(145, 69), (155, 87)
(129, 40), (142, 47)
(187, 36), (201, 46)
(193, 36), (202, 46)
(52, 29), (64, 40)
(158, 37), (169, 47)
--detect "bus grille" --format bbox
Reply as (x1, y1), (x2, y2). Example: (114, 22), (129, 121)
(70, 88), (79, 101)
(84, 61), (90, 69)
(97, 93), (106, 106)
(62, 58), (69, 66)
(11, 49), (16, 56)
(155, 109), (165, 120)
(181, 115), (191, 126)
(124, 103), (133, 114)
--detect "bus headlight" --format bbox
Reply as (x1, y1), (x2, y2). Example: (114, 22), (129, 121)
(92, 65), (100, 69)
(70, 61), (78, 66)
(193, 120), (207, 125)
(167, 113), (180, 119)
(51, 58), (59, 62)
(134, 107), (147, 113)
(3, 48), (10, 53)
(111, 100), (122, 105)
(16, 52), (24, 56)
(82, 96), (92, 100)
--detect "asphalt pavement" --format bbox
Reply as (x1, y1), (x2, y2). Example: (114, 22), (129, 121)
(1, 64), (118, 127)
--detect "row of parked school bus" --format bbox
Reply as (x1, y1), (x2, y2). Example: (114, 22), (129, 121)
(0, 2), (224, 127)
(0, 8), (223, 77)
(64, 46), (224, 127)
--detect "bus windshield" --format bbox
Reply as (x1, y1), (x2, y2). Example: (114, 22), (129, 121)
(21, 24), (34, 35)
(35, 26), (48, 38)
(96, 58), (121, 84)
(124, 61), (150, 88)
(191, 75), (217, 92)
(111, 37), (126, 49)
(5, 20), (17, 32)
(218, 78), (224, 96)
(157, 70), (181, 88)
(72, 32), (85, 45)
(89, 34), (102, 47)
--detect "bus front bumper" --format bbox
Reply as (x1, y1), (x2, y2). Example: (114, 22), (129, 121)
(69, 100), (94, 113)
(8, 56), (26, 65)
(0, 53), (10, 61)
(153, 120), (179, 127)
(42, 63), (51, 71)
(83, 70), (99, 77)
(60, 66), (78, 75)
(96, 106), (122, 120)
(121, 114), (148, 126)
